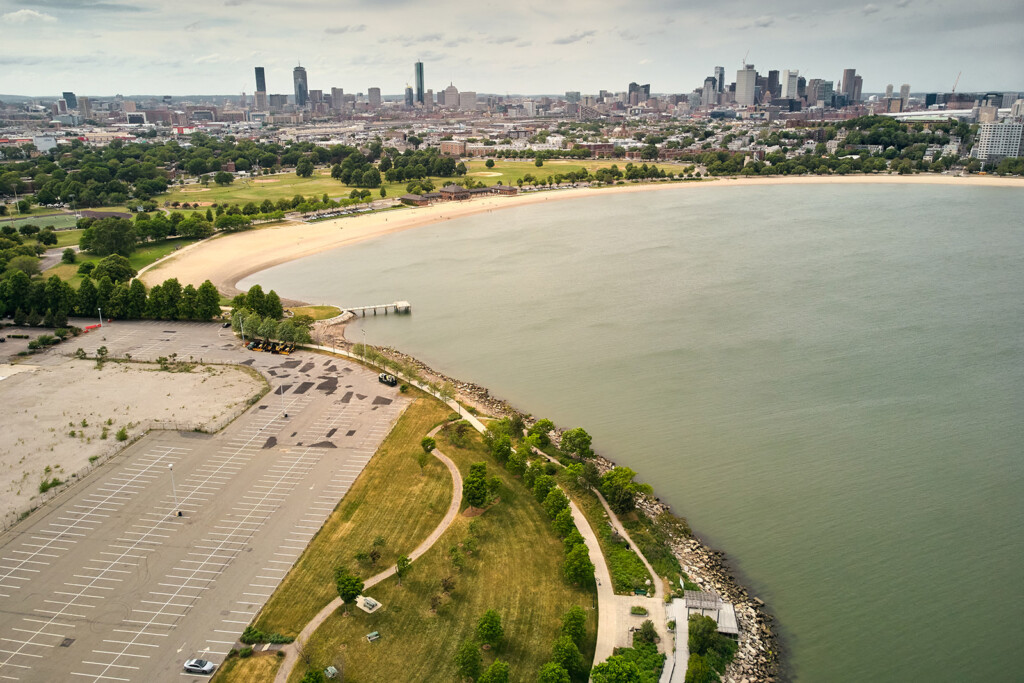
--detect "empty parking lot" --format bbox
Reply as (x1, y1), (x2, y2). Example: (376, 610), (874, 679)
(0, 321), (407, 681)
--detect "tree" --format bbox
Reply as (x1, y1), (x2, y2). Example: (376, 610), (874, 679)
(536, 662), (571, 683)
(551, 635), (585, 679)
(485, 159), (495, 169)
(333, 566), (364, 604)
(379, 186), (387, 198)
(479, 659), (510, 683)
(245, 284), (265, 315)
(79, 217), (138, 256)
(560, 428), (593, 459)
(214, 171), (234, 186)
(5, 255), (40, 276)
(561, 605), (587, 646)
(688, 614), (718, 656)
(563, 543), (594, 585)
(491, 434), (512, 464)
(533, 474), (555, 504)
(599, 467), (653, 514)
(125, 279), (147, 319)
(76, 276), (98, 317)
(464, 462), (489, 508)
(61, 248), (76, 264)
(296, 159), (314, 178)
(684, 654), (718, 683)
(264, 290), (284, 319)
(636, 619), (657, 646)
(552, 507), (575, 537)
(507, 450), (528, 477)
(528, 418), (555, 446)
(395, 555), (411, 586)
(544, 488), (570, 519)
(454, 637), (481, 680)
(421, 436), (436, 453)
(535, 158), (544, 167)
(196, 280), (221, 320)
(476, 609), (504, 648)
(590, 656), (643, 683)
(91, 254), (136, 283)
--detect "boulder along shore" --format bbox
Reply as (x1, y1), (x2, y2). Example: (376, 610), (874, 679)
(343, 338), (782, 682)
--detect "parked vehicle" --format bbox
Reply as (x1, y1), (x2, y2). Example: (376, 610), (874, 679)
(183, 658), (216, 675)
(378, 373), (398, 386)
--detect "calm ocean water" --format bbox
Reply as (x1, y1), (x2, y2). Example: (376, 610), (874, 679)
(241, 184), (1024, 681)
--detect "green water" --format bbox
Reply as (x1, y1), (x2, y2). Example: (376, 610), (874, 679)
(242, 184), (1024, 681)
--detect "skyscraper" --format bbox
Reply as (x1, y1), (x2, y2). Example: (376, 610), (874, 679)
(781, 70), (799, 99)
(853, 76), (863, 103)
(885, 84), (894, 98)
(841, 68), (857, 101)
(368, 87), (381, 108)
(702, 77), (717, 108)
(405, 86), (414, 108)
(735, 64), (757, 106)
(900, 83), (911, 108)
(414, 61), (425, 105)
(254, 67), (266, 94)
(293, 66), (308, 107)
(767, 70), (780, 98)
(62, 91), (78, 110)
(713, 66), (725, 93)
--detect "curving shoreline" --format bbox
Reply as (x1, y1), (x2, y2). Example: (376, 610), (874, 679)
(140, 173), (1024, 299)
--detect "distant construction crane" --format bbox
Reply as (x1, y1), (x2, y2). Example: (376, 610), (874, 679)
(952, 71), (962, 93)
(742, 49), (749, 67)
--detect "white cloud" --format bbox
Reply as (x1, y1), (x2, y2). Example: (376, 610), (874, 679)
(753, 15), (775, 28)
(863, 4), (880, 15)
(3, 9), (57, 23)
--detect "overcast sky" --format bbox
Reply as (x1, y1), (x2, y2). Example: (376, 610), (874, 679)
(2, 0), (1022, 98)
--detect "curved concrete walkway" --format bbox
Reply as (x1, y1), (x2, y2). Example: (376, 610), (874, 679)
(272, 424), (462, 683)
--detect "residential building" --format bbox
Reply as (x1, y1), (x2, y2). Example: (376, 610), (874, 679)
(415, 61), (425, 105)
(971, 121), (1024, 161)
(439, 140), (466, 156)
(736, 65), (757, 107)
(293, 66), (308, 108)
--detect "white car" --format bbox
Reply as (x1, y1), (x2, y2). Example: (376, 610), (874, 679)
(183, 658), (216, 675)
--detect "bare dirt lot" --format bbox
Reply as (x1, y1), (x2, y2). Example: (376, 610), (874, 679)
(0, 359), (264, 522)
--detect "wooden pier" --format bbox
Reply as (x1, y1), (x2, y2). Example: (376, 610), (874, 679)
(344, 301), (411, 316)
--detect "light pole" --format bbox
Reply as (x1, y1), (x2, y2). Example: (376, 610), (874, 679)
(97, 307), (103, 328)
(362, 328), (367, 363)
(168, 462), (178, 514)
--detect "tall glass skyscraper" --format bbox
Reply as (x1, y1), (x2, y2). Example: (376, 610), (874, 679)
(415, 61), (425, 105)
(254, 67), (266, 93)
(293, 66), (308, 107)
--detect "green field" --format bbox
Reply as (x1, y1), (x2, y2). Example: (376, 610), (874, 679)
(54, 228), (84, 248)
(288, 424), (598, 683)
(43, 237), (201, 287)
(287, 305), (341, 321)
(251, 397), (454, 638)
(1, 213), (80, 230)
(463, 158), (694, 186)
(165, 171), (402, 208)
(211, 654), (281, 682)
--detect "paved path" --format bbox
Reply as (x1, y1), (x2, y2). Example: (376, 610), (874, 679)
(272, 425), (462, 683)
(569, 498), (618, 665)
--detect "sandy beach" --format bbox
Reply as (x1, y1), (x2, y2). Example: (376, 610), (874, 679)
(141, 173), (1024, 300)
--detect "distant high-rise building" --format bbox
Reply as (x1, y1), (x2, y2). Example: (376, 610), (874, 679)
(255, 67), (266, 94)
(330, 87), (344, 110)
(368, 87), (381, 108)
(767, 70), (780, 98)
(565, 91), (581, 104)
(702, 77), (717, 108)
(853, 75), (863, 103)
(293, 66), (308, 107)
(781, 70), (799, 99)
(254, 91), (268, 110)
(79, 97), (91, 118)
(841, 68), (858, 101)
(900, 83), (911, 108)
(424, 89), (434, 109)
(414, 61), (425, 105)
(443, 83), (459, 108)
(628, 82), (639, 105)
(971, 121), (1024, 161)
(62, 91), (78, 110)
(268, 94), (288, 111)
(735, 64), (757, 106)
(714, 66), (725, 93)
(459, 91), (477, 110)
(797, 77), (806, 99)
(885, 84), (894, 98)
(405, 86), (414, 108)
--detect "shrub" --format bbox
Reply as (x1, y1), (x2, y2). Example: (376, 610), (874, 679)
(39, 477), (63, 493)
(116, 427), (128, 441)
(238, 647), (252, 658)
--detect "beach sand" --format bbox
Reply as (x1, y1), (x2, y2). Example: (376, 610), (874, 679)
(141, 174), (1024, 300)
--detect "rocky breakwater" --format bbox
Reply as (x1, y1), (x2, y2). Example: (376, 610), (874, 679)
(577, 452), (781, 682)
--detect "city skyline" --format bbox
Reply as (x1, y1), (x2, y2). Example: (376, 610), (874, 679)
(1, 0), (1022, 97)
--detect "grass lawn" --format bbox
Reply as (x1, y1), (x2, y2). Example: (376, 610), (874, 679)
(166, 172), (399, 207)
(288, 305), (341, 321)
(54, 228), (84, 248)
(43, 237), (201, 287)
(289, 425), (598, 683)
(463, 158), (696, 187)
(211, 654), (281, 682)
(1, 213), (81, 230)
(250, 397), (454, 639)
